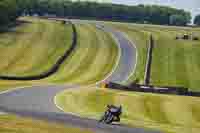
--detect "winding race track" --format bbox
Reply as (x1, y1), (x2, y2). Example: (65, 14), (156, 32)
(96, 23), (136, 82)
(0, 21), (160, 133)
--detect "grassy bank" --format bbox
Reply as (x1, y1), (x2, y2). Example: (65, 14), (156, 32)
(56, 88), (200, 133)
(0, 17), (73, 76)
(136, 24), (200, 90)
(0, 115), (93, 133)
(0, 18), (118, 91)
(43, 23), (118, 85)
(109, 22), (200, 91)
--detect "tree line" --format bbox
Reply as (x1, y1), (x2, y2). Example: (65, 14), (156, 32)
(1, 0), (199, 26)
(0, 0), (19, 25)
(194, 15), (200, 26)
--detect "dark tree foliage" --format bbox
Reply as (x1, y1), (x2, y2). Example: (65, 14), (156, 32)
(0, 0), (18, 25)
(0, 0), (191, 26)
(170, 14), (191, 26)
(194, 14), (200, 26)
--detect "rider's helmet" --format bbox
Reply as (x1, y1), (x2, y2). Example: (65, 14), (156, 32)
(107, 104), (112, 109)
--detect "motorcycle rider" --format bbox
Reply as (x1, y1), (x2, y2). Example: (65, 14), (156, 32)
(106, 104), (122, 122)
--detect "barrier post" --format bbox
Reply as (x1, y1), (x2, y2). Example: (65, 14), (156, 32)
(144, 34), (154, 85)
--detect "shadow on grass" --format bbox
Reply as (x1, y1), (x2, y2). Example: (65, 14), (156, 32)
(0, 20), (32, 34)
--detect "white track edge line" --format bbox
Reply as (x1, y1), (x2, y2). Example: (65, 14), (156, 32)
(54, 23), (122, 113)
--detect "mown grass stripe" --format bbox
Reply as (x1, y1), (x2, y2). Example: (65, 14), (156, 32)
(46, 23), (118, 85)
(0, 21), (43, 72)
(56, 88), (200, 133)
(0, 18), (77, 80)
(55, 25), (100, 82)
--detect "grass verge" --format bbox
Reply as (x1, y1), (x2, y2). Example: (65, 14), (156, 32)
(0, 17), (73, 76)
(109, 22), (200, 91)
(0, 19), (118, 91)
(43, 23), (118, 85)
(56, 88), (200, 133)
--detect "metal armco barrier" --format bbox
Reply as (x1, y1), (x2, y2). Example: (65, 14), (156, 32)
(144, 34), (154, 85)
(106, 82), (200, 97)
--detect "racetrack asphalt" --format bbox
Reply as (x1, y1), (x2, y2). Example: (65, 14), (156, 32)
(0, 20), (160, 133)
(96, 23), (136, 83)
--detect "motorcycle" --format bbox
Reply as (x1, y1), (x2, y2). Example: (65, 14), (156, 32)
(99, 105), (122, 124)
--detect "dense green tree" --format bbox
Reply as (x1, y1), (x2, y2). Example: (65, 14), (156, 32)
(0, 0), (191, 26)
(194, 14), (200, 26)
(0, 0), (18, 25)
(170, 14), (190, 26)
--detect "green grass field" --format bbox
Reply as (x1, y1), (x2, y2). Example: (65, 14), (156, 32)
(0, 17), (73, 91)
(0, 115), (94, 133)
(149, 25), (200, 91)
(109, 22), (200, 90)
(2, 17), (200, 133)
(0, 17), (73, 76)
(56, 88), (200, 133)
(0, 18), (118, 91)
(55, 22), (200, 133)
(43, 23), (118, 85)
